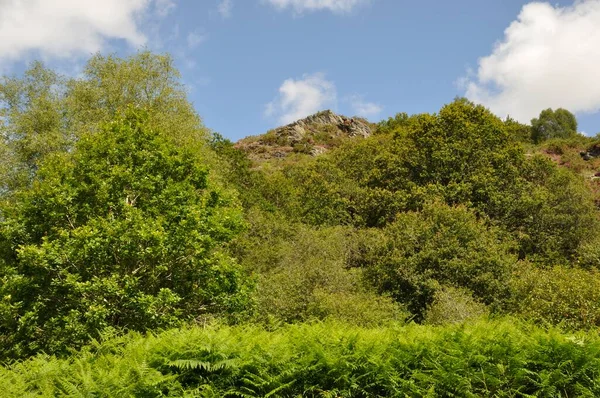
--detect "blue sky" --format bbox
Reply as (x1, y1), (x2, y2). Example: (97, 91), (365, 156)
(1, 0), (600, 140)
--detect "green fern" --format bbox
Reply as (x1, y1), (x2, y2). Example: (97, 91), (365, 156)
(3, 319), (600, 396)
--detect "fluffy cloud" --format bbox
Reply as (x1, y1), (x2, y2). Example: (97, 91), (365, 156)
(0, 0), (164, 63)
(264, 0), (371, 14)
(218, 0), (233, 18)
(348, 95), (382, 118)
(266, 73), (337, 125)
(463, 0), (600, 123)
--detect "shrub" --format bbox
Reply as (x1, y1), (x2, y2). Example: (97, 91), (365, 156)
(507, 155), (600, 264)
(511, 264), (600, 330)
(3, 320), (600, 396)
(306, 289), (406, 326)
(230, 209), (404, 325)
(355, 202), (516, 319)
(423, 286), (489, 326)
(577, 235), (600, 269)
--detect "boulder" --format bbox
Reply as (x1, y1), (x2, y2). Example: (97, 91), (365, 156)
(580, 143), (600, 161)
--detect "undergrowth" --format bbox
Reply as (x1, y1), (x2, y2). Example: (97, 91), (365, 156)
(2, 319), (600, 397)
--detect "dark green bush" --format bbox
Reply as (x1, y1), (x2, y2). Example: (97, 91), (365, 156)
(354, 202), (516, 319)
(507, 155), (599, 264)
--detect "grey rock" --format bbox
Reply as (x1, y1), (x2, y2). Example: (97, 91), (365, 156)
(310, 146), (328, 156)
(580, 144), (600, 161)
(275, 110), (372, 146)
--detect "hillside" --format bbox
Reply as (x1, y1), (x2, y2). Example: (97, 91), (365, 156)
(533, 138), (600, 206)
(3, 52), (600, 396)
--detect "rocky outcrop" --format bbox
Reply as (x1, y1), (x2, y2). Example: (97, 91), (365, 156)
(274, 110), (372, 146)
(236, 110), (373, 162)
(580, 143), (600, 161)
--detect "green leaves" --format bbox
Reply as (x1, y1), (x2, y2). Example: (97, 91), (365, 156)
(532, 108), (578, 143)
(355, 202), (516, 319)
(0, 109), (250, 359)
(3, 320), (600, 397)
(511, 264), (600, 330)
(0, 52), (214, 197)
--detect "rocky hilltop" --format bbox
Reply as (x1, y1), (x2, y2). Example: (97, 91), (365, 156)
(236, 110), (373, 161)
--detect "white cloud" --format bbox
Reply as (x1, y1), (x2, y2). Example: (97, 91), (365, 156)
(266, 73), (337, 124)
(218, 0), (233, 18)
(463, 0), (600, 123)
(348, 95), (382, 118)
(263, 0), (371, 14)
(187, 32), (207, 49)
(0, 0), (169, 64)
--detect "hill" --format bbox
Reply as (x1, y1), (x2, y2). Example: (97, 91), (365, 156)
(235, 110), (373, 162)
(4, 53), (600, 397)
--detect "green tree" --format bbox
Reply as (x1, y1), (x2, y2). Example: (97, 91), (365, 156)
(531, 108), (578, 143)
(0, 51), (213, 196)
(0, 62), (68, 191)
(325, 100), (597, 264)
(354, 202), (516, 320)
(67, 52), (208, 150)
(504, 117), (533, 143)
(332, 99), (526, 225)
(0, 109), (250, 359)
(507, 155), (599, 264)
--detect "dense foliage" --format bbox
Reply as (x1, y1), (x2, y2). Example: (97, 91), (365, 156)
(2, 320), (600, 397)
(2, 52), (600, 395)
(354, 202), (515, 319)
(0, 110), (249, 359)
(531, 108), (578, 143)
(230, 209), (405, 325)
(0, 52), (211, 195)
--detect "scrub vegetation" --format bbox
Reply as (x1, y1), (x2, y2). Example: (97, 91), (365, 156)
(2, 52), (600, 396)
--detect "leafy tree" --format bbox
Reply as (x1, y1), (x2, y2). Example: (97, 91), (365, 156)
(531, 108), (578, 143)
(0, 62), (69, 191)
(67, 52), (208, 150)
(506, 155), (599, 264)
(282, 160), (356, 226)
(503, 117), (533, 143)
(329, 99), (526, 226)
(375, 112), (411, 135)
(315, 100), (597, 264)
(208, 133), (275, 210)
(387, 99), (525, 215)
(354, 202), (516, 320)
(0, 109), (250, 359)
(0, 51), (213, 196)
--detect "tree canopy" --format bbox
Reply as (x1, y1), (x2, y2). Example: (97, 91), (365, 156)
(531, 108), (578, 143)
(1, 53), (600, 371)
(0, 109), (249, 358)
(0, 52), (212, 195)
